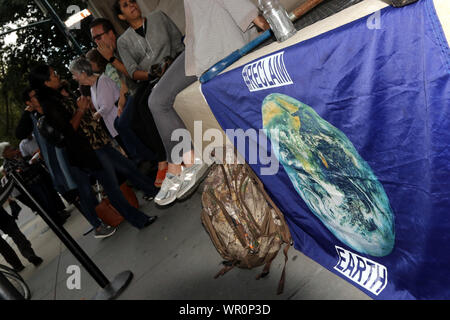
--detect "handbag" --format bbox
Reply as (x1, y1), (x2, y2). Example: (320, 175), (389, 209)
(95, 198), (124, 227)
(92, 181), (139, 227)
(120, 183), (139, 209)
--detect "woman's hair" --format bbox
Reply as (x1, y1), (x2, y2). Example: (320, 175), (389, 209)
(86, 49), (108, 73)
(113, 0), (123, 16)
(69, 57), (94, 77)
(28, 64), (51, 90)
(113, 0), (137, 16)
(22, 87), (34, 103)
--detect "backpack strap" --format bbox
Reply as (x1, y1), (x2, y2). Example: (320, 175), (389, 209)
(245, 163), (293, 245)
(207, 189), (248, 249)
(236, 173), (261, 239)
(214, 261), (238, 279)
(277, 244), (290, 295)
(255, 253), (277, 280)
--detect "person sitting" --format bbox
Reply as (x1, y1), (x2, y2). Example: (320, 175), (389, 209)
(85, 48), (164, 175)
(114, 0), (209, 206)
(28, 64), (158, 236)
(89, 18), (168, 187)
(183, 0), (270, 77)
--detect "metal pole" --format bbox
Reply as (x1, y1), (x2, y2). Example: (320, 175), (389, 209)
(33, 0), (84, 55)
(0, 272), (24, 300)
(9, 172), (133, 299)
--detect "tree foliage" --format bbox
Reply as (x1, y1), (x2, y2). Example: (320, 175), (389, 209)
(0, 0), (94, 144)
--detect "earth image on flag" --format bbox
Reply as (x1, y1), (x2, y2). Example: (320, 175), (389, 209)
(262, 93), (395, 257)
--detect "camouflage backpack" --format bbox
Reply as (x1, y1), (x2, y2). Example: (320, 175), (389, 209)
(201, 150), (292, 294)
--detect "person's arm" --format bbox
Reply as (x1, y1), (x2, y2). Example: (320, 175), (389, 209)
(160, 11), (184, 54)
(70, 96), (90, 130)
(131, 70), (150, 81)
(222, 0), (261, 32)
(117, 79), (128, 117)
(117, 36), (149, 82)
(97, 41), (131, 78)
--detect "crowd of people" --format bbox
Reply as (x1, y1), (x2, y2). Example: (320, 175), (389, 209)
(0, 0), (269, 272)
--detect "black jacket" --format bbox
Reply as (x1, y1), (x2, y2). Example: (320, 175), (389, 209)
(37, 87), (102, 170)
(0, 206), (14, 228)
(15, 110), (34, 141)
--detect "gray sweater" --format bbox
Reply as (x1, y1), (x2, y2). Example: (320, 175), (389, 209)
(117, 10), (185, 79)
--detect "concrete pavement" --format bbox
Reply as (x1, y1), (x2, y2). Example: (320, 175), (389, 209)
(0, 182), (370, 300)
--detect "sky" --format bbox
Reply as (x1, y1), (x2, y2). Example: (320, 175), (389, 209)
(2, 22), (19, 46)
(4, 32), (18, 46)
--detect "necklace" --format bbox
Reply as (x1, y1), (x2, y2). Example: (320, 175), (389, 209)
(135, 17), (153, 58)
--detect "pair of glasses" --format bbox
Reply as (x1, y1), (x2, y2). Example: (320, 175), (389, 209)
(92, 31), (107, 41)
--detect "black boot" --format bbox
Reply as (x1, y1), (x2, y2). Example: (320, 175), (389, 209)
(13, 264), (26, 272)
(29, 256), (43, 267)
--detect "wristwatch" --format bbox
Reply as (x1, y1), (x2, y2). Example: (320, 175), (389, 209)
(108, 56), (116, 63)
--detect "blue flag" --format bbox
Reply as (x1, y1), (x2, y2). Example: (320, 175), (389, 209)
(201, 0), (449, 299)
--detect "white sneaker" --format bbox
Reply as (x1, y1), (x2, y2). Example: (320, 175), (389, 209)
(154, 173), (182, 206)
(177, 162), (210, 200)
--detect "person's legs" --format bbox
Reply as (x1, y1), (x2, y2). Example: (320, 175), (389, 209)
(147, 51), (209, 205)
(98, 145), (157, 197)
(94, 148), (157, 229)
(128, 82), (169, 187)
(118, 89), (166, 168)
(3, 219), (42, 266)
(147, 51), (197, 166)
(0, 234), (24, 270)
(68, 166), (103, 229)
(68, 166), (116, 238)
(27, 181), (70, 226)
(42, 174), (69, 217)
(15, 193), (39, 213)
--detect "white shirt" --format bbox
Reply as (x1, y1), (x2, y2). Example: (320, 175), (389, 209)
(19, 136), (39, 158)
(90, 74), (120, 138)
(184, 0), (260, 77)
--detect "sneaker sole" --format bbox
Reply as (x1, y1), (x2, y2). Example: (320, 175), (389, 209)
(177, 165), (211, 201)
(154, 192), (178, 206)
(94, 228), (117, 239)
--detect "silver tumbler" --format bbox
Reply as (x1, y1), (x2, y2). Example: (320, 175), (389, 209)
(258, 0), (297, 42)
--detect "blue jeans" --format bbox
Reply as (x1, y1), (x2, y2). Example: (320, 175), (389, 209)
(69, 145), (157, 229)
(114, 96), (158, 163)
(94, 145), (157, 228)
(68, 165), (103, 229)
